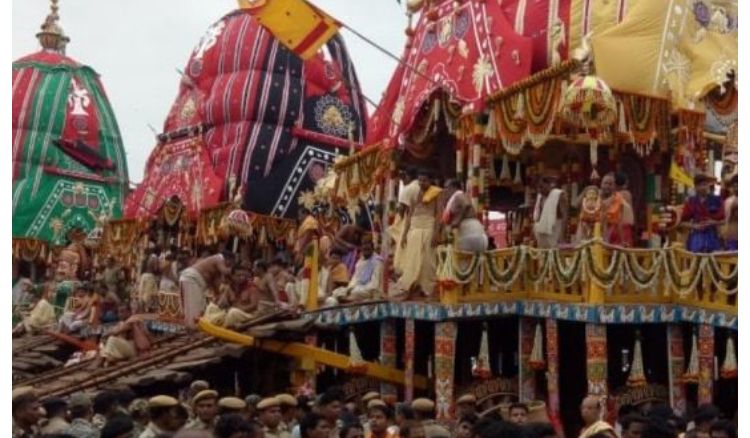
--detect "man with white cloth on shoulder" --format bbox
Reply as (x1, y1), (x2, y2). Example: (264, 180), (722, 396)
(179, 250), (235, 328)
(533, 171), (569, 248)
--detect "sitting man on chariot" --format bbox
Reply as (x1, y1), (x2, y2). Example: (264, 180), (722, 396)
(325, 237), (383, 306)
(224, 263), (263, 329)
(318, 249), (350, 307)
(12, 283), (56, 337)
(97, 305), (152, 367)
(58, 283), (95, 334)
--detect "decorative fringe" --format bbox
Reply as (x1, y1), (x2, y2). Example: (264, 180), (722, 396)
(589, 139), (599, 180)
(683, 333), (700, 384)
(513, 160), (523, 186)
(627, 337), (647, 387)
(720, 337), (737, 379)
(472, 324), (492, 379)
(529, 322), (545, 370)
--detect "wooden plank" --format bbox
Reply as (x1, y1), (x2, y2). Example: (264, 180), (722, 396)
(198, 318), (429, 390)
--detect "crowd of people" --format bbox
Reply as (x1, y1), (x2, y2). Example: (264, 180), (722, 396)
(12, 382), (738, 438)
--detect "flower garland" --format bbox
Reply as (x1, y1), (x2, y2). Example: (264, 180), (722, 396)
(436, 241), (738, 300)
(616, 92), (669, 157)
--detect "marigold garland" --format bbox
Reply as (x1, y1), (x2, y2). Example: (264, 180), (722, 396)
(436, 240), (738, 299)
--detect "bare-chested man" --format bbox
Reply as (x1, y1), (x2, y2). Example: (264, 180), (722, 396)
(224, 264), (261, 328)
(179, 251), (235, 327)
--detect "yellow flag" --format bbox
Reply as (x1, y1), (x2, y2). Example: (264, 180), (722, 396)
(669, 161), (694, 188)
(238, 0), (341, 60)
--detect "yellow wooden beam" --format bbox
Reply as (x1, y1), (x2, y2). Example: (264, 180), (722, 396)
(198, 319), (429, 390)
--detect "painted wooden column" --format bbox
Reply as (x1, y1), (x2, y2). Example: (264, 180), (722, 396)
(519, 317), (537, 402)
(404, 318), (416, 402)
(667, 325), (688, 416)
(379, 319), (398, 401)
(435, 322), (457, 421)
(546, 318), (562, 427)
(698, 324), (715, 405)
(585, 323), (608, 398)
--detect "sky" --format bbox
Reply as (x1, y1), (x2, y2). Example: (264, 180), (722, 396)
(12, 0), (408, 183)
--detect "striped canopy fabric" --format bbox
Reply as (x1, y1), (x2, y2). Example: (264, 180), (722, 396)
(127, 9), (367, 220)
(12, 50), (129, 246)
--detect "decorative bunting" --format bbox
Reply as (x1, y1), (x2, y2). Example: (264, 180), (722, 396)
(545, 318), (562, 432)
(519, 317), (537, 401)
(586, 323), (608, 397)
(379, 320), (398, 399)
(435, 322), (457, 420)
(404, 318), (415, 402)
(667, 325), (687, 416)
(697, 324), (715, 404)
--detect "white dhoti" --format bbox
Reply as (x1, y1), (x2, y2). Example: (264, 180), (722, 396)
(101, 336), (136, 362)
(395, 215), (437, 296)
(179, 268), (207, 328)
(203, 302), (226, 326)
(533, 189), (564, 248)
(456, 218), (488, 252)
(224, 307), (256, 329)
(23, 299), (56, 334)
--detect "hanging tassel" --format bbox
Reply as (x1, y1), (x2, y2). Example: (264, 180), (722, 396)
(617, 99), (628, 134)
(683, 333), (700, 384)
(484, 110), (497, 140)
(589, 139), (599, 180)
(514, 94), (525, 121)
(529, 322), (545, 370)
(626, 336), (647, 387)
(720, 336), (737, 379)
(348, 329), (367, 373)
(513, 160), (523, 186)
(499, 154), (511, 184)
(472, 324), (492, 379)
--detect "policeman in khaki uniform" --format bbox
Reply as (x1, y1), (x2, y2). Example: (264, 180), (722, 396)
(411, 398), (450, 438)
(184, 389), (218, 431)
(455, 394), (477, 418)
(276, 393), (299, 433)
(258, 397), (292, 438)
(218, 397), (247, 416)
(139, 395), (181, 438)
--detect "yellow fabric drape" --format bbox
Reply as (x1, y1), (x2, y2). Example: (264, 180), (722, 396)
(592, 0), (737, 109)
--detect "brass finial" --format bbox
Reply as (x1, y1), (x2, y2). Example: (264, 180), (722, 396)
(36, 0), (70, 53)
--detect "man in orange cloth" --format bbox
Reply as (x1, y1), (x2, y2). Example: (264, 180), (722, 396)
(179, 251), (235, 327)
(599, 172), (634, 247)
(395, 170), (442, 299)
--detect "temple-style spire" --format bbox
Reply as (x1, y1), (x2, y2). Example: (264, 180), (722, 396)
(36, 0), (70, 53)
